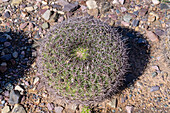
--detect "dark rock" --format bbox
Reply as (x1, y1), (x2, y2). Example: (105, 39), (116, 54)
(8, 90), (21, 104)
(0, 66), (7, 73)
(132, 19), (139, 27)
(150, 86), (160, 92)
(1, 54), (12, 61)
(4, 11), (10, 18)
(63, 3), (79, 12)
(0, 37), (7, 42)
(160, 3), (169, 10)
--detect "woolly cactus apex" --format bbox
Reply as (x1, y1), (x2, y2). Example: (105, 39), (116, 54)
(37, 16), (129, 104)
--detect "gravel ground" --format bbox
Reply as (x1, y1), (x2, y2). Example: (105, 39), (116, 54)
(0, 0), (169, 113)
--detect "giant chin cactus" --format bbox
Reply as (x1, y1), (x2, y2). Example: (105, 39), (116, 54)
(37, 16), (129, 103)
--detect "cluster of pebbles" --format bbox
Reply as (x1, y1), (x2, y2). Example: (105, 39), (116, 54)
(0, 0), (169, 113)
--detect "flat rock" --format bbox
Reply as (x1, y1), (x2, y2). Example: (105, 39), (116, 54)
(42, 10), (51, 21)
(12, 104), (26, 113)
(86, 0), (97, 9)
(56, 0), (69, 7)
(0, 66), (7, 73)
(112, 0), (119, 4)
(24, 6), (34, 12)
(9, 90), (21, 104)
(63, 3), (79, 12)
(54, 106), (63, 113)
(87, 8), (99, 18)
(152, 0), (160, 5)
(1, 54), (12, 61)
(119, 0), (125, 5)
(107, 98), (117, 108)
(132, 19), (139, 27)
(146, 30), (159, 42)
(11, 0), (23, 5)
(4, 11), (10, 18)
(139, 8), (148, 16)
(1, 105), (10, 113)
(123, 14), (132, 23)
(20, 22), (28, 29)
(126, 105), (134, 113)
(150, 86), (160, 92)
(12, 51), (18, 58)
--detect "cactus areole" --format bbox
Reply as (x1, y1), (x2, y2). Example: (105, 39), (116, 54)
(37, 16), (129, 104)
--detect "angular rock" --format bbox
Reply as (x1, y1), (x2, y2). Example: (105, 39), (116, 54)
(107, 98), (117, 108)
(132, 19), (139, 27)
(145, 29), (159, 42)
(54, 106), (63, 113)
(1, 54), (12, 61)
(1, 105), (10, 113)
(24, 6), (34, 12)
(87, 8), (99, 18)
(12, 51), (18, 58)
(112, 0), (119, 4)
(42, 10), (51, 21)
(121, 21), (129, 26)
(49, 12), (59, 22)
(150, 86), (160, 92)
(9, 90), (21, 104)
(139, 8), (148, 16)
(86, 0), (97, 9)
(152, 0), (160, 5)
(4, 11), (10, 18)
(42, 22), (49, 29)
(63, 3), (79, 12)
(20, 23), (28, 30)
(12, 104), (26, 113)
(0, 37), (7, 43)
(56, 0), (69, 7)
(4, 42), (11, 47)
(123, 14), (132, 23)
(11, 0), (23, 5)
(119, 0), (125, 5)
(33, 77), (40, 85)
(108, 14), (118, 20)
(0, 66), (7, 73)
(47, 103), (54, 111)
(126, 105), (134, 113)
(100, 2), (111, 14)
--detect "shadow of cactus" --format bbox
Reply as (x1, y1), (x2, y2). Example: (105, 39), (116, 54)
(0, 26), (36, 92)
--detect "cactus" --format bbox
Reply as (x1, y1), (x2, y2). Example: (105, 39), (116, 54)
(37, 16), (129, 103)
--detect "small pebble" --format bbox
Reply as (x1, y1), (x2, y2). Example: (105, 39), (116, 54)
(126, 105), (134, 113)
(4, 11), (10, 18)
(86, 0), (97, 9)
(150, 86), (160, 92)
(8, 90), (21, 104)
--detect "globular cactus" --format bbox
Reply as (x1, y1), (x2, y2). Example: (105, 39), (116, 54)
(37, 16), (129, 103)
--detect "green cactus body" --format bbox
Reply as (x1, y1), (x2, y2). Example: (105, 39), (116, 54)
(38, 16), (129, 103)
